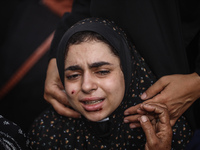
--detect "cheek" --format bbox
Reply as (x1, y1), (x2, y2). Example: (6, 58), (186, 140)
(109, 72), (125, 98)
(65, 88), (77, 97)
(103, 73), (124, 94)
(64, 82), (79, 97)
(71, 90), (76, 95)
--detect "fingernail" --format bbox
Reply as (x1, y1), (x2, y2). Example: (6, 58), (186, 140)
(130, 124), (136, 128)
(141, 93), (147, 99)
(141, 116), (148, 122)
(144, 103), (153, 108)
(124, 119), (129, 123)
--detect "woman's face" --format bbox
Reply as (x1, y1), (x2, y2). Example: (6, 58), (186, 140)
(64, 40), (125, 121)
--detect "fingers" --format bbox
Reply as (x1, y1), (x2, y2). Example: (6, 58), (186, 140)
(124, 112), (156, 125)
(124, 102), (171, 131)
(140, 103), (170, 125)
(44, 82), (81, 118)
(51, 99), (81, 118)
(139, 115), (172, 150)
(124, 104), (157, 128)
(123, 103), (155, 123)
(140, 103), (172, 142)
(139, 104), (172, 150)
(124, 114), (141, 128)
(124, 104), (140, 115)
(51, 87), (69, 106)
(141, 76), (169, 100)
(44, 78), (69, 105)
(129, 122), (141, 128)
(45, 87), (81, 118)
(138, 115), (157, 143)
(124, 104), (141, 128)
(44, 58), (81, 118)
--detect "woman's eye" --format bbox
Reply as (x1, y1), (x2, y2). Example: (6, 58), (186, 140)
(96, 70), (110, 76)
(66, 74), (80, 80)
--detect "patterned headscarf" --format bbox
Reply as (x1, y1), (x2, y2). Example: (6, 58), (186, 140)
(28, 18), (192, 149)
(56, 17), (155, 148)
(57, 17), (134, 94)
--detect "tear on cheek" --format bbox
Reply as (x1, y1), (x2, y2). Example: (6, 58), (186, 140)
(71, 90), (75, 94)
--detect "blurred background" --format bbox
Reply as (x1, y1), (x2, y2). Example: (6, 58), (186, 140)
(0, 0), (73, 132)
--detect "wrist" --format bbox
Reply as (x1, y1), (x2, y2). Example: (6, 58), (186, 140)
(192, 72), (200, 98)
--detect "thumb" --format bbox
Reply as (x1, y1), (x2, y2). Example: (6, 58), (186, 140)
(141, 77), (168, 100)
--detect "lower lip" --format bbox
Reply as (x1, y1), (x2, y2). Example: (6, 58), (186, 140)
(81, 100), (104, 112)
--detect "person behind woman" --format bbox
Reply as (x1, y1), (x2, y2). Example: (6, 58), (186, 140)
(28, 18), (192, 149)
(0, 115), (28, 150)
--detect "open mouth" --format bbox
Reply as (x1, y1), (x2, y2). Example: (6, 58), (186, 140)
(84, 99), (103, 105)
(80, 98), (105, 112)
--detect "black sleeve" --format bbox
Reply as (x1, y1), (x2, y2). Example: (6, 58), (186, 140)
(195, 31), (200, 76)
(179, 0), (200, 76)
(195, 34), (200, 76)
(48, 0), (91, 59)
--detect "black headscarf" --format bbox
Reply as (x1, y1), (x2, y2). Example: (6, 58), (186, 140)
(28, 18), (193, 149)
(57, 17), (133, 94)
(55, 17), (156, 149)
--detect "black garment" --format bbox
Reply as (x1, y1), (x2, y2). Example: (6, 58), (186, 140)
(28, 18), (192, 150)
(0, 0), (60, 132)
(29, 108), (192, 149)
(0, 115), (29, 150)
(49, 0), (200, 130)
(185, 130), (200, 150)
(50, 0), (200, 77)
(0, 0), (24, 46)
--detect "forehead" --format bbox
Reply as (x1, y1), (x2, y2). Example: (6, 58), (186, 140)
(66, 37), (117, 55)
(65, 41), (120, 65)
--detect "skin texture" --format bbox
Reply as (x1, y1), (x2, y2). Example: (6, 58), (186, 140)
(124, 73), (200, 127)
(44, 60), (200, 123)
(44, 46), (173, 149)
(137, 103), (172, 150)
(63, 40), (125, 121)
(44, 58), (81, 118)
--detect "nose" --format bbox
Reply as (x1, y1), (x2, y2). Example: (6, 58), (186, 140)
(81, 72), (98, 93)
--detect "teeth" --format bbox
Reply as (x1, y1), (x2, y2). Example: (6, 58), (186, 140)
(84, 100), (103, 105)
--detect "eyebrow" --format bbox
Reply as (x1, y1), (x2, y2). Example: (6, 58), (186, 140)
(89, 61), (112, 68)
(65, 61), (112, 71)
(65, 65), (81, 71)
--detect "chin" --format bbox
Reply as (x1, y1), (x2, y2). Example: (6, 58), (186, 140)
(84, 112), (107, 122)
